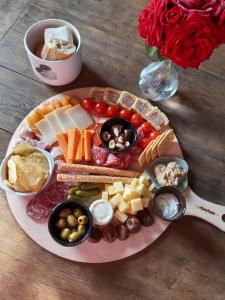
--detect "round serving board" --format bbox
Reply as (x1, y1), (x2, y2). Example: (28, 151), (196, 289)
(5, 87), (183, 263)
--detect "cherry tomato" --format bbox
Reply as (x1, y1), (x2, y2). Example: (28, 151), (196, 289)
(149, 131), (160, 140)
(94, 101), (108, 115)
(119, 108), (132, 120)
(106, 105), (120, 118)
(140, 122), (154, 136)
(82, 97), (95, 111)
(138, 137), (152, 149)
(131, 113), (143, 127)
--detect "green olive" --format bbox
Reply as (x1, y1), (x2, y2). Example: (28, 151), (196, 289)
(59, 208), (72, 218)
(67, 214), (77, 228)
(75, 189), (100, 197)
(74, 208), (83, 218)
(68, 231), (82, 243)
(55, 218), (67, 229)
(60, 228), (71, 240)
(77, 224), (86, 234)
(78, 215), (88, 225)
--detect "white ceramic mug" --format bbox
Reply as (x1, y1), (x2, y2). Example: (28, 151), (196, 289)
(24, 19), (82, 86)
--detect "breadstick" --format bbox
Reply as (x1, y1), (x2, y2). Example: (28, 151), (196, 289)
(57, 174), (133, 184)
(58, 163), (141, 178)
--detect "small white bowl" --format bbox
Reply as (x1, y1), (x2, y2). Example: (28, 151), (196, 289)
(0, 147), (55, 197)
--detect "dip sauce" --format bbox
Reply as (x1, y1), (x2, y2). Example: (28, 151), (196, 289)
(154, 193), (180, 219)
(90, 200), (113, 226)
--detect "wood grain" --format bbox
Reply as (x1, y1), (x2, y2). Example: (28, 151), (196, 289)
(0, 1), (225, 300)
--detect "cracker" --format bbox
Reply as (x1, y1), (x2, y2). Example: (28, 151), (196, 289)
(147, 134), (164, 162)
(138, 140), (154, 168)
(157, 129), (174, 156)
(117, 91), (137, 109)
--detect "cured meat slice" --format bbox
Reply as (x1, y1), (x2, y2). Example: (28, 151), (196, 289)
(50, 146), (63, 160)
(26, 181), (70, 223)
(92, 145), (109, 165)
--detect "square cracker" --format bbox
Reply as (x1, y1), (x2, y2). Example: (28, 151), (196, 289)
(157, 129), (174, 156)
(147, 134), (165, 162)
(138, 140), (154, 169)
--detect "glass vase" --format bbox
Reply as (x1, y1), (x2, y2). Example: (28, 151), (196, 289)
(139, 59), (178, 102)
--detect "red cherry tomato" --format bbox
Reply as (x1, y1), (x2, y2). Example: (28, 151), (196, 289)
(82, 97), (95, 111)
(138, 137), (152, 149)
(131, 113), (143, 127)
(140, 122), (154, 136)
(149, 131), (160, 140)
(106, 105), (120, 118)
(119, 108), (132, 120)
(94, 101), (108, 115)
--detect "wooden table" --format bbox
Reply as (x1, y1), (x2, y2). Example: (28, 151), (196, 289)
(0, 1), (225, 299)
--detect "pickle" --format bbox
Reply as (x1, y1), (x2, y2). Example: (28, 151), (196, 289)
(68, 186), (80, 195)
(80, 183), (104, 191)
(67, 194), (87, 202)
(75, 189), (100, 197)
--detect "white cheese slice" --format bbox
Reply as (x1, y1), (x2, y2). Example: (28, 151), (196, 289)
(35, 118), (56, 144)
(65, 104), (94, 130)
(54, 105), (75, 131)
(45, 111), (63, 133)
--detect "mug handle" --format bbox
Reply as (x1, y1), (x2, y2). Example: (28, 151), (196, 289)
(183, 187), (225, 232)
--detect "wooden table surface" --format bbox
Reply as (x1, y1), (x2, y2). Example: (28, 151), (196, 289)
(0, 1), (225, 299)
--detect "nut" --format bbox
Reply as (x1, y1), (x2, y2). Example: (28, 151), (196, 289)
(113, 127), (120, 137)
(118, 136), (124, 143)
(125, 141), (130, 147)
(102, 131), (111, 141)
(109, 140), (116, 149)
(115, 143), (125, 149)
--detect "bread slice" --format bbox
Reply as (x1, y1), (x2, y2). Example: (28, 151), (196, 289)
(104, 88), (121, 105)
(132, 98), (154, 118)
(88, 87), (106, 101)
(117, 91), (137, 109)
(157, 129), (174, 156)
(145, 107), (169, 131)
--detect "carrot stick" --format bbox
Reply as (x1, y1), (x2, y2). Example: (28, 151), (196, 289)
(56, 132), (69, 162)
(67, 128), (80, 163)
(84, 130), (93, 161)
(75, 131), (84, 161)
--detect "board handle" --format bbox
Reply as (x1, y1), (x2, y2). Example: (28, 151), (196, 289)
(183, 187), (225, 232)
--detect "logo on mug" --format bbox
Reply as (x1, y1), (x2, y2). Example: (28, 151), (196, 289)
(35, 64), (57, 80)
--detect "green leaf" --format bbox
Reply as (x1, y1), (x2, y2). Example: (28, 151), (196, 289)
(145, 42), (167, 61)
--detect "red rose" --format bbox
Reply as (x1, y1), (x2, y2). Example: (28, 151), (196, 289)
(177, 0), (223, 17)
(139, 0), (184, 48)
(217, 9), (225, 42)
(161, 12), (222, 68)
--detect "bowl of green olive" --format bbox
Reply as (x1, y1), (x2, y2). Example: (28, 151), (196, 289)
(48, 200), (93, 246)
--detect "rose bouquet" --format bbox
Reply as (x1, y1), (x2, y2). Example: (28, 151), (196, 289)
(139, 0), (225, 68)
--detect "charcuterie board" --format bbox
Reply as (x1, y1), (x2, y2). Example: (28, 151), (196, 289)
(4, 87), (185, 263)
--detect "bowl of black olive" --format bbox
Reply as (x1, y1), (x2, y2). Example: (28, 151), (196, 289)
(48, 200), (93, 247)
(100, 118), (137, 154)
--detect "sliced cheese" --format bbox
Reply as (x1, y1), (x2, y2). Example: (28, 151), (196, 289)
(35, 118), (56, 144)
(54, 105), (75, 131)
(45, 111), (63, 133)
(66, 104), (94, 130)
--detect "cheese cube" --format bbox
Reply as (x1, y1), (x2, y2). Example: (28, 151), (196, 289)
(142, 188), (153, 198)
(110, 193), (123, 208)
(123, 186), (138, 201)
(108, 185), (116, 196)
(138, 175), (150, 187)
(101, 191), (108, 201)
(104, 184), (111, 191)
(130, 198), (143, 212)
(142, 197), (151, 208)
(114, 211), (128, 223)
(118, 199), (130, 213)
(136, 183), (147, 196)
(113, 181), (124, 194)
(126, 207), (137, 215)
(130, 178), (138, 187)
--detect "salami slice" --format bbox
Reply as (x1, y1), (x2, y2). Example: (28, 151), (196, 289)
(92, 145), (109, 165)
(26, 181), (70, 223)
